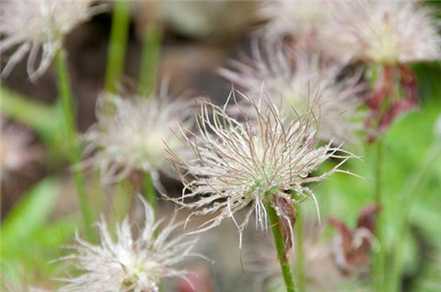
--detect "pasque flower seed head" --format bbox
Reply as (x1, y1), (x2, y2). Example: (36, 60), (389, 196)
(167, 93), (353, 246)
(82, 93), (194, 188)
(61, 197), (199, 292)
(0, 0), (104, 80)
(220, 45), (364, 144)
(323, 0), (441, 64)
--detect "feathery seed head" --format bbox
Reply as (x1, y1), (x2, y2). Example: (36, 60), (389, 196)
(220, 45), (364, 144)
(324, 0), (441, 64)
(0, 0), (101, 80)
(61, 197), (198, 292)
(168, 94), (353, 244)
(82, 93), (194, 185)
(260, 0), (334, 43)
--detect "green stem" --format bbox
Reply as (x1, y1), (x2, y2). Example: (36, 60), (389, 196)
(388, 142), (441, 292)
(143, 173), (157, 210)
(55, 50), (93, 239)
(137, 21), (161, 210)
(372, 138), (385, 290)
(138, 21), (162, 96)
(267, 203), (296, 292)
(114, 178), (135, 223)
(295, 205), (305, 292)
(105, 0), (130, 93)
(374, 139), (383, 204)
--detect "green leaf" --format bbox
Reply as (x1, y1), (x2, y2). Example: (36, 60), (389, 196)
(0, 87), (71, 161)
(33, 217), (77, 250)
(0, 87), (60, 140)
(316, 94), (441, 226)
(0, 178), (61, 252)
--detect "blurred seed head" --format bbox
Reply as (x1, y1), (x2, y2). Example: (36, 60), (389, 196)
(260, 0), (334, 44)
(167, 94), (353, 245)
(0, 0), (102, 80)
(82, 93), (194, 186)
(0, 118), (41, 181)
(60, 197), (199, 292)
(324, 0), (441, 64)
(220, 45), (364, 144)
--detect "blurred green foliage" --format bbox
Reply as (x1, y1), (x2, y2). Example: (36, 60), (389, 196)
(313, 63), (441, 291)
(0, 178), (77, 284)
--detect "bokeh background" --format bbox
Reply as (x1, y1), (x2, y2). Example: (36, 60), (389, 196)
(1, 1), (441, 291)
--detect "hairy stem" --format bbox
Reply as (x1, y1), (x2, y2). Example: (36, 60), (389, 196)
(137, 19), (161, 210)
(114, 179), (134, 223)
(295, 205), (305, 292)
(138, 21), (162, 97)
(267, 203), (296, 292)
(373, 138), (385, 290)
(55, 50), (93, 238)
(143, 173), (157, 211)
(374, 139), (383, 204)
(105, 0), (130, 93)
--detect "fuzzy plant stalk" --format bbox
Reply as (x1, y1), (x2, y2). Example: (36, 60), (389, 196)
(372, 117), (386, 292)
(142, 173), (157, 211)
(111, 178), (135, 223)
(138, 21), (162, 209)
(138, 21), (162, 97)
(374, 138), (383, 205)
(267, 202), (297, 292)
(365, 63), (386, 290)
(55, 50), (93, 238)
(103, 0), (132, 215)
(105, 0), (130, 93)
(295, 204), (305, 292)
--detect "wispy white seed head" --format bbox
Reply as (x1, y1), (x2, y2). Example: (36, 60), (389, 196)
(260, 0), (334, 42)
(60, 197), (199, 292)
(167, 94), (353, 244)
(220, 45), (364, 144)
(0, 0), (101, 80)
(82, 93), (194, 186)
(324, 0), (441, 64)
